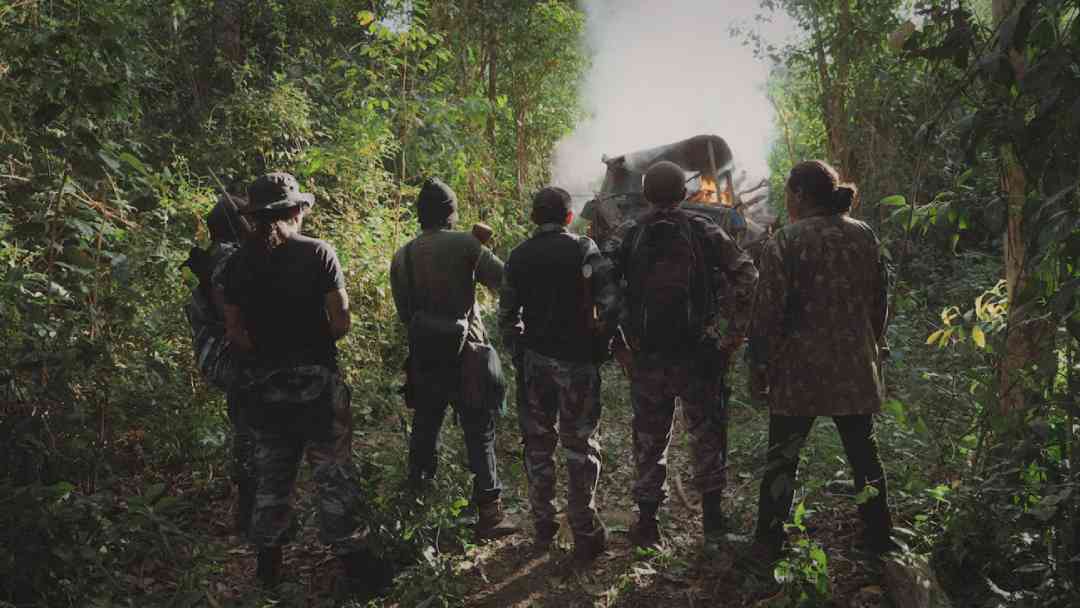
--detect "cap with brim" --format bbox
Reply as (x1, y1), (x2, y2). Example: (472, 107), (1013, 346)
(242, 172), (315, 215)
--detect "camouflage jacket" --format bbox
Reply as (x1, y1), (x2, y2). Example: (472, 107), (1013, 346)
(749, 212), (888, 416)
(498, 224), (618, 363)
(603, 207), (758, 348)
(390, 228), (504, 343)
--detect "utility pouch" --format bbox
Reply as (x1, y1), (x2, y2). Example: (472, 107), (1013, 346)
(460, 341), (507, 414)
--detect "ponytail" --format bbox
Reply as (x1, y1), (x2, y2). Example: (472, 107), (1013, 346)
(788, 160), (857, 215)
(831, 184), (857, 213)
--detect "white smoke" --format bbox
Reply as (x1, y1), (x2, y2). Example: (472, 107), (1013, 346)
(551, 0), (795, 214)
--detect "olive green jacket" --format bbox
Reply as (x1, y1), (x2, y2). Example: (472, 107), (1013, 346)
(749, 212), (888, 416)
(390, 228), (504, 343)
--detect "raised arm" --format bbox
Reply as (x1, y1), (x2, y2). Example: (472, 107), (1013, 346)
(475, 246), (505, 292)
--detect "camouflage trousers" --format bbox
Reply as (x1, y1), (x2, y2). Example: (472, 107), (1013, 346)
(244, 368), (363, 555)
(630, 355), (727, 504)
(519, 349), (603, 538)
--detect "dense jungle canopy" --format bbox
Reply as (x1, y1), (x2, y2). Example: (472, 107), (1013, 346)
(1, 0), (1079, 607)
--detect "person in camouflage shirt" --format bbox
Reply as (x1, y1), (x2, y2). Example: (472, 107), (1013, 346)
(607, 161), (758, 550)
(498, 187), (618, 564)
(223, 173), (391, 597)
(748, 160), (894, 560)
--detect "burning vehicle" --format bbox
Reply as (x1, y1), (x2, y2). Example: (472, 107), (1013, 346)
(580, 134), (773, 249)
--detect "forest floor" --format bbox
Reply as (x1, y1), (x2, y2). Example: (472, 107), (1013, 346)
(181, 280), (975, 607)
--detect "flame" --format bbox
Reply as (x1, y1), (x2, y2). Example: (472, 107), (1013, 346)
(689, 173), (718, 204)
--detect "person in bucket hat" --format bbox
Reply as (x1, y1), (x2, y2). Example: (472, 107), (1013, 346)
(221, 172), (393, 598)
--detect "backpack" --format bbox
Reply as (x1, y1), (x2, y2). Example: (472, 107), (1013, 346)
(624, 210), (711, 353)
(182, 243), (240, 391)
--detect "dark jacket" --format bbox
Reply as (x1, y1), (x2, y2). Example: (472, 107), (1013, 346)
(390, 228), (504, 343)
(498, 224), (618, 363)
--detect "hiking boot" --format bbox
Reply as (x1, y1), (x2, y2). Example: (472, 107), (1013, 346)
(475, 498), (520, 540)
(630, 501), (662, 550)
(255, 547), (282, 588)
(534, 519), (560, 551)
(572, 520), (608, 566)
(336, 548), (395, 601)
(235, 479), (255, 538)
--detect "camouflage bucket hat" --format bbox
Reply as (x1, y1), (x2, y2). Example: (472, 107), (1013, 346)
(242, 172), (315, 215)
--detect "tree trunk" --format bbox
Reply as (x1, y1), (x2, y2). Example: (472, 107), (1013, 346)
(993, 0), (1050, 413)
(811, 5), (853, 182)
(514, 104), (527, 197)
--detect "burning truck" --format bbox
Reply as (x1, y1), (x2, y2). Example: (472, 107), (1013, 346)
(579, 134), (773, 250)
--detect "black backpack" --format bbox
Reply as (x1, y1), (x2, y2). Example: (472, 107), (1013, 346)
(624, 210), (711, 353)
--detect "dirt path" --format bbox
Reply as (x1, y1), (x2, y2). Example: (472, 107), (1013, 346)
(455, 368), (895, 608)
(194, 365), (901, 607)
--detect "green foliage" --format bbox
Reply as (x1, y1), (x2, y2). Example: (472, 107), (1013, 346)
(774, 502), (831, 606)
(1, 0), (587, 603)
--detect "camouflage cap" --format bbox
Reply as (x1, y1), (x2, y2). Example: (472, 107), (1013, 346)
(242, 172), (314, 215)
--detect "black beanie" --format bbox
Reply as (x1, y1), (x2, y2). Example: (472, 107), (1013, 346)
(416, 178), (458, 226)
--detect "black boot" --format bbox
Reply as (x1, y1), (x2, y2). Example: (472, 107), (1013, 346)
(572, 518), (608, 566)
(702, 490), (726, 548)
(255, 547), (282, 588)
(337, 548), (395, 600)
(630, 501), (662, 550)
(235, 479), (255, 538)
(534, 519), (560, 551)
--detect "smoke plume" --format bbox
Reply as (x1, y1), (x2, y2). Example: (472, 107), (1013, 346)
(551, 0), (792, 219)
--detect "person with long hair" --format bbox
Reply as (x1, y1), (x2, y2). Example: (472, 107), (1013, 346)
(749, 160), (895, 562)
(222, 173), (389, 596)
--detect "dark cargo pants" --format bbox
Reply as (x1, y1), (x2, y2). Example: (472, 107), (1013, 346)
(755, 414), (891, 549)
(408, 363), (501, 503)
(630, 355), (728, 505)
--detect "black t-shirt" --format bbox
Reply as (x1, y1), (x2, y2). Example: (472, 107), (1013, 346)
(225, 234), (345, 368)
(506, 230), (592, 362)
